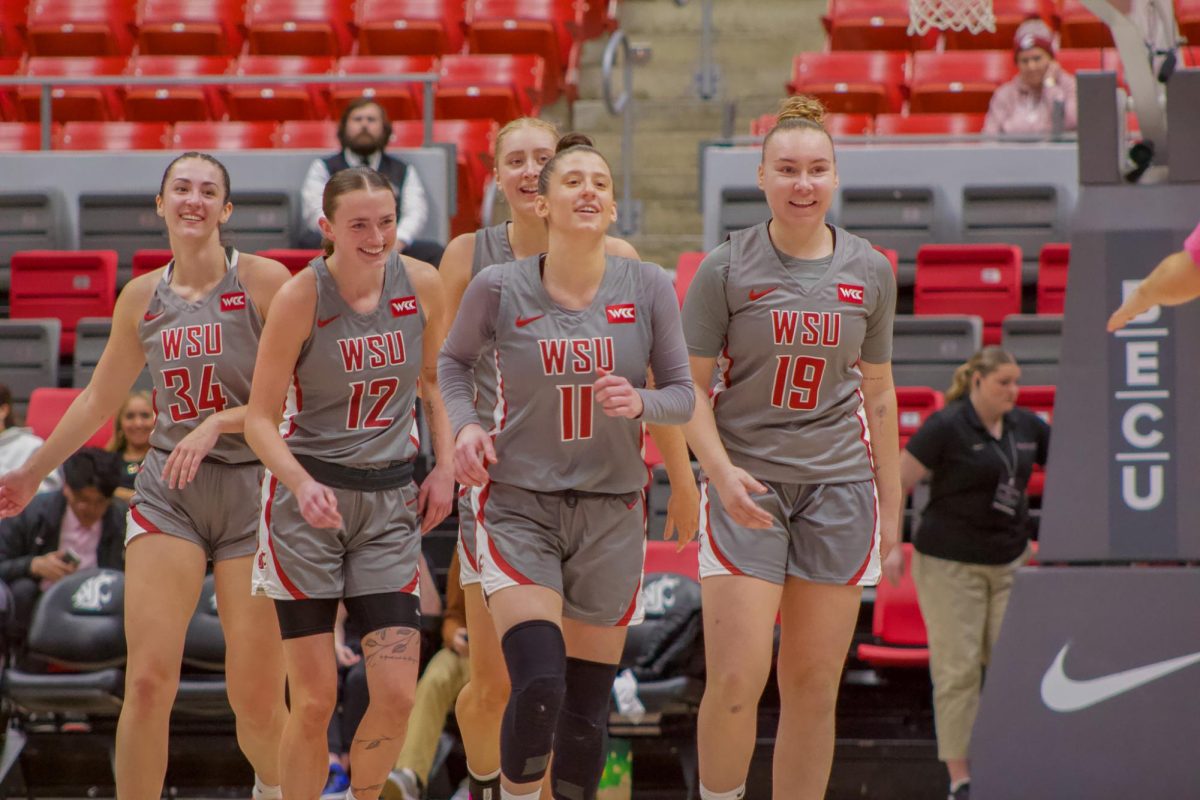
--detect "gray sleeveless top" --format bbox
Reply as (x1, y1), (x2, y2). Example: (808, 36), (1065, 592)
(139, 248), (261, 464)
(681, 222), (897, 483)
(468, 222), (514, 430)
(282, 252), (423, 466)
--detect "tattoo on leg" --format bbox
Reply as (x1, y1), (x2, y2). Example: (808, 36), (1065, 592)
(352, 782), (384, 792)
(352, 734), (395, 750)
(361, 626), (420, 668)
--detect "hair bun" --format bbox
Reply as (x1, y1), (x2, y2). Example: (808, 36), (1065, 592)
(555, 132), (594, 153)
(776, 95), (827, 127)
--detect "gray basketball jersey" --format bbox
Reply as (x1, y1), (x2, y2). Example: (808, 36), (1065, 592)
(469, 222), (513, 431)
(139, 249), (261, 464)
(282, 252), (423, 465)
(440, 255), (693, 494)
(682, 222), (896, 484)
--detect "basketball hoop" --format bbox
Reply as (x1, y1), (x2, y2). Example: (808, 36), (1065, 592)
(908, 0), (997, 35)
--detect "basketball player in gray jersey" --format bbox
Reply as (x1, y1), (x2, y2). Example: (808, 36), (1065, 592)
(245, 167), (454, 800)
(440, 135), (694, 800)
(681, 96), (901, 800)
(0, 153), (291, 800)
(433, 117), (699, 800)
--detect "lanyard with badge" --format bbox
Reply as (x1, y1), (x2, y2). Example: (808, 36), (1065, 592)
(989, 427), (1022, 516)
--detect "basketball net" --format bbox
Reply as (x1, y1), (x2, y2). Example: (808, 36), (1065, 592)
(908, 0), (997, 35)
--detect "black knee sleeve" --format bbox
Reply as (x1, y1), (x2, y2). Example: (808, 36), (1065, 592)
(552, 658), (619, 800)
(500, 619), (566, 783)
(274, 597), (340, 639)
(344, 590), (420, 635)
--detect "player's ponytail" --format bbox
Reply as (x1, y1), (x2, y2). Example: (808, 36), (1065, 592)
(945, 346), (1017, 401)
(536, 133), (611, 196)
(763, 94), (832, 160)
(321, 166), (395, 257)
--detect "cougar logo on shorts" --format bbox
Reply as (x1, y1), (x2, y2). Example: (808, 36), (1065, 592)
(257, 551), (267, 571)
(391, 296), (418, 317)
(641, 574), (681, 615)
(220, 292), (247, 312)
(837, 284), (864, 305)
(71, 573), (118, 612)
(606, 303), (636, 323)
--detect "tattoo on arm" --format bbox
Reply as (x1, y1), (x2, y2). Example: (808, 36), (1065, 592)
(422, 396), (439, 454)
(361, 626), (420, 668)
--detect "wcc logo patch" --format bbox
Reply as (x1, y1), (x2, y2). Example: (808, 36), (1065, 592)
(391, 296), (418, 317)
(219, 292), (246, 312)
(605, 304), (636, 324)
(837, 284), (865, 305)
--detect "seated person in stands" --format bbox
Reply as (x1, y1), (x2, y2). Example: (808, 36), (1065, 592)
(1108, 218), (1200, 330)
(107, 390), (153, 502)
(0, 447), (126, 646)
(0, 384), (61, 495)
(983, 18), (1077, 136)
(299, 97), (445, 266)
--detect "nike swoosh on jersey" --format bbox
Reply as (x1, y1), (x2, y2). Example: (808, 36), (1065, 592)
(515, 314), (545, 328)
(1040, 643), (1200, 713)
(317, 314), (341, 328)
(143, 310), (164, 322)
(748, 287), (778, 301)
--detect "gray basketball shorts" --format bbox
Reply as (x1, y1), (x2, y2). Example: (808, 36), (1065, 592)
(126, 447), (262, 562)
(698, 476), (881, 587)
(252, 471), (423, 601)
(457, 485), (482, 587)
(476, 481), (647, 627)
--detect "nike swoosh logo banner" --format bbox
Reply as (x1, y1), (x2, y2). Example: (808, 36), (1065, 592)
(1040, 643), (1200, 713)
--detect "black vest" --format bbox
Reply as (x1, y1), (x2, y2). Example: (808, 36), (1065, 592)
(323, 151), (408, 217)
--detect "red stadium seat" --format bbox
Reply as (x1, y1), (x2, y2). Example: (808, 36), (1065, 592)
(132, 248), (173, 278)
(330, 55), (439, 122)
(896, 386), (944, 450)
(787, 51), (908, 114)
(873, 112), (986, 134)
(0, 122), (47, 151)
(246, 0), (355, 56)
(1016, 385), (1054, 497)
(55, 121), (170, 150)
(642, 540), (699, 582)
(355, 0), (466, 55)
(1036, 242), (1069, 314)
(856, 544), (930, 668)
(1181, 0), (1200, 48)
(273, 120), (340, 148)
(1185, 46), (1200, 69)
(909, 50), (1016, 113)
(391, 118), (499, 236)
(750, 111), (874, 136)
(1055, 47), (1105, 75)
(255, 249), (322, 274)
(914, 243), (1023, 345)
(19, 57), (127, 122)
(874, 244), (899, 274)
(577, 0), (618, 39)
(136, 0), (245, 55)
(225, 55), (333, 121)
(0, 59), (23, 121)
(26, 0), (136, 56)
(1057, 0), (1113, 47)
(825, 0), (937, 50)
(10, 250), (118, 355)
(124, 55), (231, 122)
(0, 2), (24, 59)
(171, 121), (279, 149)
(27, 388), (113, 449)
(674, 251), (705, 307)
(436, 54), (545, 127)
(467, 0), (581, 105)
(944, 0), (1050, 49)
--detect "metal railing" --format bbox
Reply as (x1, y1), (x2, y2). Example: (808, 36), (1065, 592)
(0, 71), (440, 151)
(601, 29), (642, 237)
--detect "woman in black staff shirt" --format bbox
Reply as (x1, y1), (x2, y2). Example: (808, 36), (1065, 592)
(882, 346), (1049, 800)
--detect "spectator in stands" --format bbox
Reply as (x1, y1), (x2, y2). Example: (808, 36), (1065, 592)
(1108, 219), (1200, 330)
(299, 98), (445, 266)
(983, 18), (1077, 136)
(0, 385), (61, 495)
(107, 390), (153, 502)
(0, 447), (125, 646)
(884, 346), (1049, 800)
(384, 550), (467, 800)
